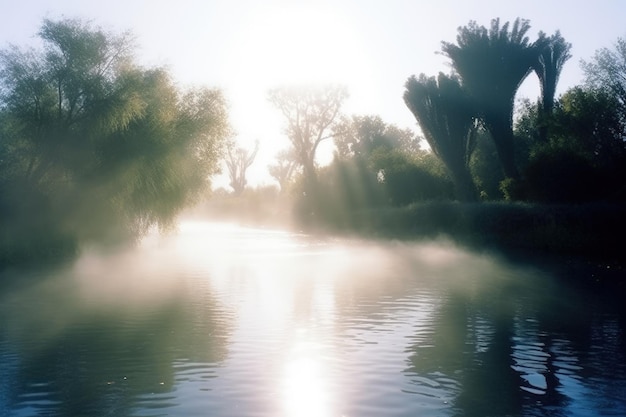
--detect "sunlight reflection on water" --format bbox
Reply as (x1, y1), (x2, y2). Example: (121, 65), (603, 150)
(1, 221), (625, 417)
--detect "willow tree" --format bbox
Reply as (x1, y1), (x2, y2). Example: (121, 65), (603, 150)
(404, 73), (478, 202)
(0, 18), (230, 245)
(442, 18), (545, 180)
(267, 85), (347, 200)
(533, 31), (572, 142)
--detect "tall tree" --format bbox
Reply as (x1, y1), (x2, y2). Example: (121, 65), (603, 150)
(267, 85), (347, 200)
(404, 73), (478, 202)
(441, 18), (545, 180)
(533, 30), (572, 142)
(582, 37), (626, 117)
(0, 18), (230, 245)
(225, 139), (259, 195)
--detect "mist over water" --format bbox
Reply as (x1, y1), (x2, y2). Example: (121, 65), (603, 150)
(1, 221), (624, 416)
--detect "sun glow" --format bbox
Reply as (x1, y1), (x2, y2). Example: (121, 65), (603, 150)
(230, 5), (366, 87)
(221, 4), (374, 182)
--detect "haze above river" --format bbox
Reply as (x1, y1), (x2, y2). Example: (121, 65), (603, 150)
(1, 221), (624, 416)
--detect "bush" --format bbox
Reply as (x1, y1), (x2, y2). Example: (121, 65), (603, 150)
(525, 146), (602, 203)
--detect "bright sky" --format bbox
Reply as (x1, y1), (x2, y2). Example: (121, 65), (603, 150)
(2, 0), (625, 187)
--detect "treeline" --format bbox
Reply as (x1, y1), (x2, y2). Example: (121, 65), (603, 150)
(2, 17), (625, 266)
(249, 19), (626, 238)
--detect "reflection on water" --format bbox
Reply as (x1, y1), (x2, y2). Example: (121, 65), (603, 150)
(1, 221), (624, 416)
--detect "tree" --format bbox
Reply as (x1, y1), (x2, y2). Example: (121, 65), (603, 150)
(520, 87), (626, 202)
(267, 85), (347, 201)
(333, 114), (422, 159)
(582, 37), (626, 117)
(533, 31), (572, 142)
(268, 147), (298, 193)
(0, 18), (230, 247)
(225, 139), (259, 195)
(553, 87), (626, 165)
(404, 73), (478, 201)
(441, 18), (545, 180)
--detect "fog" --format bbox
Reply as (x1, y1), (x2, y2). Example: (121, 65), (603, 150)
(2, 220), (545, 322)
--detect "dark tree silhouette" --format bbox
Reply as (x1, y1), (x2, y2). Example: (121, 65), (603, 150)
(442, 18), (546, 181)
(533, 30), (572, 142)
(404, 73), (478, 202)
(225, 140), (259, 195)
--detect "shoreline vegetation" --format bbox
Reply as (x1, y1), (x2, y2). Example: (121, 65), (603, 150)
(1, 201), (624, 292)
(200, 196), (626, 268)
(1, 18), (625, 292)
(305, 201), (626, 288)
(316, 202), (625, 260)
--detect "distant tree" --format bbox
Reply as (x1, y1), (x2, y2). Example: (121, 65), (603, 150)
(0, 18), (230, 246)
(441, 18), (546, 181)
(267, 85), (347, 202)
(268, 147), (298, 193)
(333, 114), (422, 159)
(404, 73), (478, 201)
(582, 37), (626, 117)
(533, 31), (572, 142)
(225, 139), (259, 195)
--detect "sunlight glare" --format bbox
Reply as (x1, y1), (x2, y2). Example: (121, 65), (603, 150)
(282, 339), (334, 417)
(222, 4), (374, 178)
(232, 5), (365, 86)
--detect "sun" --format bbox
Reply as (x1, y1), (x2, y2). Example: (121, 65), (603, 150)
(219, 4), (374, 186)
(232, 4), (364, 87)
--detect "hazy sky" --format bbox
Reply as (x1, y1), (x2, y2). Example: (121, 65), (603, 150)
(2, 0), (625, 186)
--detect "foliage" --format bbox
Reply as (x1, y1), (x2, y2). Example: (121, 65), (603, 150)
(404, 73), (478, 201)
(371, 149), (454, 205)
(524, 144), (601, 203)
(532, 31), (572, 142)
(441, 18), (546, 180)
(0, 18), (230, 252)
(517, 87), (626, 202)
(333, 114), (421, 159)
(469, 128), (505, 200)
(582, 37), (626, 116)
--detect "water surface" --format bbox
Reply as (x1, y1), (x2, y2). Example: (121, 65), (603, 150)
(1, 222), (624, 416)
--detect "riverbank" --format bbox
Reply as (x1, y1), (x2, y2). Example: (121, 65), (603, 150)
(308, 202), (626, 286)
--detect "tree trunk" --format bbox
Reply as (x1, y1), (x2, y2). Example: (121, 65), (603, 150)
(450, 166), (479, 202)
(489, 123), (520, 180)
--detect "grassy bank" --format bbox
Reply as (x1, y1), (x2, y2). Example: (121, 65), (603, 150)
(314, 202), (626, 262)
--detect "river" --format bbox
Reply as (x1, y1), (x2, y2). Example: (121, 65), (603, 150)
(1, 221), (624, 416)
